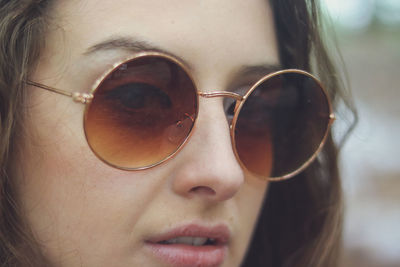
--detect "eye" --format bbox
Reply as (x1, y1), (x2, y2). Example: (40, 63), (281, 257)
(104, 82), (172, 111)
(223, 98), (236, 117)
(223, 85), (250, 122)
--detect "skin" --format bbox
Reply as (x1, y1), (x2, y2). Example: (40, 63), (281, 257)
(15, 0), (279, 266)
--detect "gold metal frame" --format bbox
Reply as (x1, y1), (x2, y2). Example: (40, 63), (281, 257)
(230, 69), (335, 181)
(26, 51), (335, 181)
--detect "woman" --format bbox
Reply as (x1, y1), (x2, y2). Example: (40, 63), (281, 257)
(0, 0), (348, 266)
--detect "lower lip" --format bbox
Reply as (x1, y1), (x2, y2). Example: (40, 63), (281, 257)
(145, 242), (227, 267)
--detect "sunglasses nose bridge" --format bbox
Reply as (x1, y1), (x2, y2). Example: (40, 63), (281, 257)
(198, 91), (244, 102)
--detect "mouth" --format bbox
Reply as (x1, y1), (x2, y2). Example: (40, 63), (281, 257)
(157, 236), (218, 246)
(144, 224), (230, 267)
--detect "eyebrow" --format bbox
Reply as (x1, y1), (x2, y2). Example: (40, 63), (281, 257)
(84, 36), (282, 82)
(235, 63), (282, 78)
(84, 36), (194, 70)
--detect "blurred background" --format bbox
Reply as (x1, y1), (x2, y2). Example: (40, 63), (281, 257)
(320, 0), (400, 266)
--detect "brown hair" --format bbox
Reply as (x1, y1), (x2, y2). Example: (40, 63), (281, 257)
(0, 1), (52, 266)
(0, 0), (353, 266)
(242, 1), (350, 266)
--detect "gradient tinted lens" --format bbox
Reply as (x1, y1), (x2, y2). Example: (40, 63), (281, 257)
(84, 55), (197, 169)
(234, 72), (331, 179)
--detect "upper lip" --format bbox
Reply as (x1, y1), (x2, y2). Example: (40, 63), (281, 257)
(145, 223), (231, 246)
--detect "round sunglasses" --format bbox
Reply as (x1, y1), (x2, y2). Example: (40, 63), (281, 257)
(27, 51), (335, 181)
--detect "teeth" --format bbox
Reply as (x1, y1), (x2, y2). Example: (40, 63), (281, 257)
(162, 237), (209, 246)
(192, 237), (208, 246)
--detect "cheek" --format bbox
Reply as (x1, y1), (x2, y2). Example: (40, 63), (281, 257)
(14, 94), (166, 265)
(231, 176), (268, 260)
(16, 140), (164, 265)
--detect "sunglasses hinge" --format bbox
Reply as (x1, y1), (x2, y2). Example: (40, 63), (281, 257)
(72, 92), (94, 104)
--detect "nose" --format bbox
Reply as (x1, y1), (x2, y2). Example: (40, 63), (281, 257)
(171, 98), (245, 202)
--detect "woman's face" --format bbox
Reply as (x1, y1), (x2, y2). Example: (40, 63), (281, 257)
(16, 0), (278, 266)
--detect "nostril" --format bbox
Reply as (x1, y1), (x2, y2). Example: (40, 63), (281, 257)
(190, 186), (216, 196)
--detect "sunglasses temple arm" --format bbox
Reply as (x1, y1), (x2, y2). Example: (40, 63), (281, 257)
(26, 80), (93, 104)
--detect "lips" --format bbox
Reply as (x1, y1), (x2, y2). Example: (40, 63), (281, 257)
(158, 237), (215, 246)
(145, 224), (230, 267)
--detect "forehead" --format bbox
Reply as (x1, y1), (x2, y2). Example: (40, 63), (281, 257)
(44, 0), (278, 80)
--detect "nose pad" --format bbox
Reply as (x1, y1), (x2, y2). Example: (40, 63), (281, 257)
(170, 98), (245, 202)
